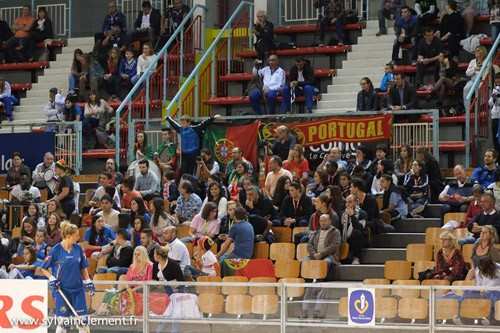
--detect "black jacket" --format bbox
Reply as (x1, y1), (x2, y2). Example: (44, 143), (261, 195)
(153, 259), (185, 281)
(357, 90), (378, 111)
(254, 20), (274, 50)
(134, 8), (162, 37)
(106, 244), (133, 268)
(279, 194), (314, 225)
(0, 20), (13, 43)
(243, 194), (277, 220)
(387, 82), (417, 110)
(30, 18), (54, 41)
(289, 63), (315, 86)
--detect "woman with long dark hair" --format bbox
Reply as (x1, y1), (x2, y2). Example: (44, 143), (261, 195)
(82, 215), (115, 257)
(306, 169), (329, 198)
(203, 182), (228, 219)
(130, 216), (148, 248)
(404, 160), (430, 217)
(416, 147), (443, 202)
(45, 213), (62, 247)
(371, 159), (397, 195)
(394, 144), (412, 182)
(135, 131), (153, 160)
(68, 48), (89, 91)
(356, 77), (378, 111)
(150, 197), (175, 239)
(130, 197), (150, 224)
(29, 7), (53, 42)
(272, 175), (291, 209)
(182, 202), (220, 243)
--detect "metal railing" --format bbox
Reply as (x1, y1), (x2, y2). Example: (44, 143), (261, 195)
(0, 121), (82, 174)
(464, 32), (500, 167)
(278, 0), (369, 25)
(128, 109), (440, 166)
(114, 3), (207, 170)
(75, 280), (500, 333)
(164, 1), (254, 116)
(0, 1), (72, 37)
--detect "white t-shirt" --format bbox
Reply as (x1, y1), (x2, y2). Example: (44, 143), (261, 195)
(140, 14), (151, 29)
(201, 251), (218, 276)
(168, 238), (191, 270)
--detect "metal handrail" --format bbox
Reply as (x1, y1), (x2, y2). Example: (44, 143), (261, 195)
(464, 33), (500, 167)
(114, 4), (207, 169)
(163, 1), (254, 119)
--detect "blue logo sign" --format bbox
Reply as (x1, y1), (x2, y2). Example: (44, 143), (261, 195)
(348, 288), (375, 326)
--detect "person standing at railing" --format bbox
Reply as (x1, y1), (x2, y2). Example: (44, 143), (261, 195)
(463, 45), (487, 111)
(249, 55), (290, 115)
(489, 73), (500, 154)
(254, 10), (274, 63)
(377, 0), (406, 36)
(166, 113), (218, 176)
(435, 1), (465, 60)
(163, 0), (191, 39)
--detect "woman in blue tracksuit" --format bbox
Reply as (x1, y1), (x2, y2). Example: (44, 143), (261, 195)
(166, 114), (219, 176)
(40, 222), (95, 333)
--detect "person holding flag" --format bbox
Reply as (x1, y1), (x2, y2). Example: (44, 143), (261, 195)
(40, 221), (95, 333)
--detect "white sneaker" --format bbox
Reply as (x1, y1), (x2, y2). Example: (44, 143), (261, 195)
(452, 316), (463, 325)
(352, 257), (360, 265)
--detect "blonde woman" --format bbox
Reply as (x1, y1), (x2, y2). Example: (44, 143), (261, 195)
(40, 222), (94, 333)
(463, 46), (487, 110)
(432, 231), (467, 282)
(125, 245), (153, 282)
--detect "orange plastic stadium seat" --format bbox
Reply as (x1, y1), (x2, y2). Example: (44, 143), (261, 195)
(225, 294), (252, 318)
(93, 272), (118, 291)
(272, 226), (292, 243)
(278, 278), (305, 299)
(274, 259), (301, 278)
(222, 276), (248, 295)
(269, 243), (295, 261)
(420, 279), (450, 298)
(296, 243), (309, 261)
(301, 260), (327, 281)
(249, 277), (276, 296)
(251, 294), (279, 319)
(253, 242), (270, 259)
(425, 227), (442, 246)
(460, 299), (491, 322)
(398, 297), (428, 321)
(384, 260), (412, 280)
(392, 280), (420, 298)
(363, 278), (391, 297)
(413, 261), (435, 280)
(375, 296), (398, 321)
(436, 299), (459, 323)
(198, 293), (224, 317)
(462, 244), (474, 265)
(196, 276), (222, 294)
(406, 244), (434, 262)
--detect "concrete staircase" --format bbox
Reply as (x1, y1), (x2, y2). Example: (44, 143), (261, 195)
(12, 37), (95, 124)
(316, 20), (393, 112)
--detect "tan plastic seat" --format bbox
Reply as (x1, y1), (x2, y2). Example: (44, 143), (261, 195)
(226, 294), (252, 318)
(375, 296), (398, 321)
(363, 278), (391, 297)
(93, 272), (118, 291)
(398, 297), (428, 321)
(451, 280), (475, 296)
(176, 224), (191, 238)
(253, 242), (270, 259)
(462, 244), (474, 265)
(425, 227), (442, 246)
(460, 299), (491, 322)
(252, 294), (279, 319)
(413, 260), (435, 280)
(495, 300), (500, 321)
(392, 280), (420, 298)
(301, 260), (328, 281)
(196, 276), (222, 294)
(436, 299), (459, 323)
(249, 277), (276, 296)
(338, 297), (348, 317)
(420, 279), (450, 298)
(270, 243), (295, 261)
(198, 293), (224, 316)
(406, 244), (434, 262)
(443, 212), (466, 225)
(296, 243), (309, 261)
(278, 278), (305, 299)
(384, 260), (412, 280)
(78, 227), (86, 241)
(292, 227), (308, 240)
(272, 226), (292, 243)
(222, 276), (248, 295)
(274, 259), (300, 278)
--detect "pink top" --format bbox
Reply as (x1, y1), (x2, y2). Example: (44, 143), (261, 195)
(126, 262), (153, 281)
(190, 214), (221, 238)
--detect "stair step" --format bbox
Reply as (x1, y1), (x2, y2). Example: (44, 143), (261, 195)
(331, 76), (381, 85)
(66, 37), (94, 47)
(349, 50), (392, 60)
(321, 92), (357, 100)
(360, 248), (406, 264)
(326, 84), (358, 93)
(424, 204), (444, 218)
(393, 218), (442, 233)
(342, 59), (389, 68)
(372, 233), (425, 248)
(20, 97), (49, 105)
(351, 43), (394, 52)
(318, 99), (356, 109)
(336, 66), (385, 76)
(335, 264), (384, 281)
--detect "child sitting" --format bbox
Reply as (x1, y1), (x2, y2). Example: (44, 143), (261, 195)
(188, 236), (218, 278)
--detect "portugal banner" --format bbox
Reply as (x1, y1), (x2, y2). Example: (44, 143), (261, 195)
(204, 121), (260, 167)
(260, 114), (393, 167)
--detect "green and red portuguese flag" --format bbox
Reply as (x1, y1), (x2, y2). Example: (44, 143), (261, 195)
(204, 121), (260, 167)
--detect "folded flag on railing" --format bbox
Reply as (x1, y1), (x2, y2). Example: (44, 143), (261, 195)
(222, 258), (275, 279)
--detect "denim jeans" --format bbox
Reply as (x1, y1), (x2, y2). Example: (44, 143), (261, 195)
(249, 87), (291, 114)
(97, 266), (129, 276)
